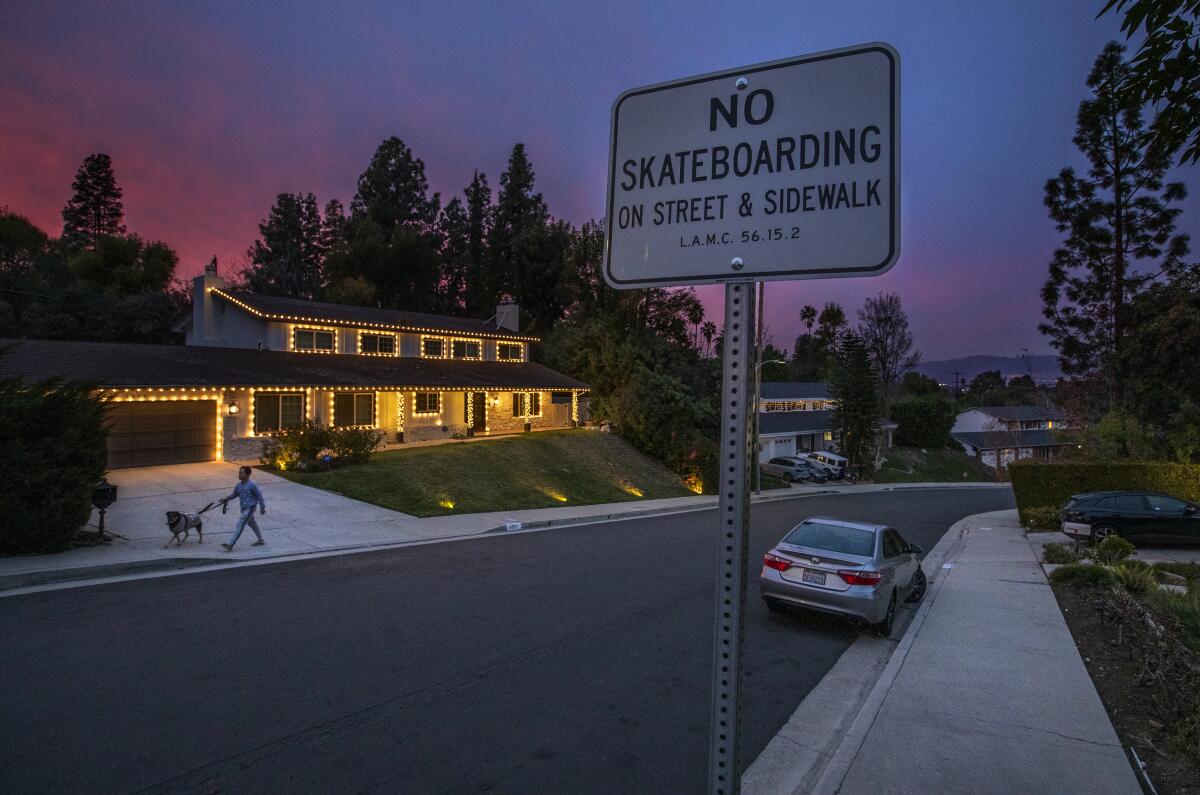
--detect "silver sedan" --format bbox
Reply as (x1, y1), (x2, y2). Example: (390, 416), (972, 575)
(759, 517), (927, 636)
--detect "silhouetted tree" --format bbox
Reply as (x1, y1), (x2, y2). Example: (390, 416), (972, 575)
(857, 292), (919, 398)
(244, 193), (326, 299)
(61, 153), (125, 250)
(1041, 42), (1189, 404)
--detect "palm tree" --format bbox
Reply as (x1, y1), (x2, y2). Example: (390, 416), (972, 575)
(701, 321), (717, 356)
(800, 304), (817, 332)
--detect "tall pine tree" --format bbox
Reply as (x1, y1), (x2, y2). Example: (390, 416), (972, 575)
(830, 330), (881, 473)
(491, 144), (549, 302)
(350, 137), (440, 232)
(1041, 42), (1189, 404)
(244, 193), (327, 299)
(61, 153), (125, 250)
(462, 170), (494, 316)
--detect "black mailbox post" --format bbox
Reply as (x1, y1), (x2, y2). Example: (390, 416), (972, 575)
(91, 478), (118, 537)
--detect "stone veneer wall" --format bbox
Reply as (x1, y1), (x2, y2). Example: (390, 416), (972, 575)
(223, 416), (271, 461)
(484, 391), (558, 435)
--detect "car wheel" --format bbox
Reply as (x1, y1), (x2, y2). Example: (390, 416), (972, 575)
(764, 598), (785, 613)
(905, 567), (927, 603)
(875, 591), (897, 637)
(1092, 524), (1118, 543)
(782, 472), (794, 482)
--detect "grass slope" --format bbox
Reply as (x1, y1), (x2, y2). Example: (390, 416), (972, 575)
(872, 447), (999, 484)
(278, 430), (695, 517)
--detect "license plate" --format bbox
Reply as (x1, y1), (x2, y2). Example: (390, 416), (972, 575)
(801, 569), (826, 586)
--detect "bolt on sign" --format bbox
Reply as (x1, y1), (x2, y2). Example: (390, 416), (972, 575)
(604, 43), (900, 288)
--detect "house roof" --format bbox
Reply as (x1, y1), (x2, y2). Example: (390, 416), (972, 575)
(212, 290), (540, 342)
(759, 410), (837, 435)
(760, 382), (832, 400)
(965, 405), (1067, 422)
(951, 430), (1069, 450)
(0, 339), (588, 391)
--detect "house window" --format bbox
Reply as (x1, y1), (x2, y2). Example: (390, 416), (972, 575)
(294, 328), (335, 352)
(254, 392), (305, 433)
(511, 392), (541, 417)
(452, 339), (482, 359)
(360, 333), (396, 355)
(415, 392), (440, 414)
(498, 343), (523, 361)
(422, 337), (445, 358)
(334, 392), (375, 427)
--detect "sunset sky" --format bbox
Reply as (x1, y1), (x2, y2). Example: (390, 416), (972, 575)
(3, 0), (1197, 359)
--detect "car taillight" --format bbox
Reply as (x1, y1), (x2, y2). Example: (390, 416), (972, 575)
(763, 553), (792, 572)
(838, 569), (883, 586)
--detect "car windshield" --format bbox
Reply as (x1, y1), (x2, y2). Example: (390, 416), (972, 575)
(782, 522), (876, 557)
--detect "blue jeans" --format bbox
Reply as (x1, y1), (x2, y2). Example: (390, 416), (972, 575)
(230, 508), (263, 547)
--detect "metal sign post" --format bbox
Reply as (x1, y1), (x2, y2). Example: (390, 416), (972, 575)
(709, 282), (755, 795)
(602, 42), (900, 795)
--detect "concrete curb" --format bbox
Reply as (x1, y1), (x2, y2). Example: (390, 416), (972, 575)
(742, 510), (989, 794)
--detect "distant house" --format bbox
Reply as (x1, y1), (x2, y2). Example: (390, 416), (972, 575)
(0, 262), (588, 468)
(756, 382), (895, 463)
(950, 405), (1072, 469)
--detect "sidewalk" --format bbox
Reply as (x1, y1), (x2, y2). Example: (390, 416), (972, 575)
(0, 468), (1008, 593)
(749, 509), (1140, 794)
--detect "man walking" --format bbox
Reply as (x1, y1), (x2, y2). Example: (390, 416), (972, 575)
(221, 465), (266, 551)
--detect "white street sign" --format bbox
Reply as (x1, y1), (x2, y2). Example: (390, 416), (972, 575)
(604, 43), (900, 288)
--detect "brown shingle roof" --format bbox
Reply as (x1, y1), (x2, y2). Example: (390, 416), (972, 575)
(0, 339), (587, 391)
(213, 290), (538, 341)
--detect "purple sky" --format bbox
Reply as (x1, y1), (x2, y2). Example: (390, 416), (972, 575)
(2, 1), (1196, 359)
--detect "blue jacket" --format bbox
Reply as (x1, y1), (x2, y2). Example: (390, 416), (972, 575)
(227, 480), (266, 511)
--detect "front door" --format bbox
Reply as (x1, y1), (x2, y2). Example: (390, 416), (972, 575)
(464, 392), (486, 433)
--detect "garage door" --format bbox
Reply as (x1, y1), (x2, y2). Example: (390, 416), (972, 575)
(106, 400), (217, 468)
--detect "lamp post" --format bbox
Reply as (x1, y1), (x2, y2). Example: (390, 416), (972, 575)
(754, 359), (787, 494)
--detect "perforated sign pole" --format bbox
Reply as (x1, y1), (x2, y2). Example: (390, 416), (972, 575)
(709, 281), (755, 795)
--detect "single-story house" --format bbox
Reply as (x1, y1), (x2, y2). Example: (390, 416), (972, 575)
(951, 405), (1072, 469)
(0, 262), (588, 468)
(756, 382), (895, 462)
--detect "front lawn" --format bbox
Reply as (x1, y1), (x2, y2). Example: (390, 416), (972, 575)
(276, 430), (696, 517)
(871, 447), (999, 484)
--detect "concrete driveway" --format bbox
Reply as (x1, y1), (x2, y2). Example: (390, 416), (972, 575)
(1, 463), (443, 585)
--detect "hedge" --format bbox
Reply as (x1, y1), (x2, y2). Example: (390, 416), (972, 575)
(0, 376), (108, 554)
(1009, 461), (1200, 525)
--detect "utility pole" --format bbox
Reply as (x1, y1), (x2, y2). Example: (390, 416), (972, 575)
(753, 282), (765, 492)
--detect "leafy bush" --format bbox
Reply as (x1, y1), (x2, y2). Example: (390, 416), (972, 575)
(328, 426), (385, 464)
(1143, 587), (1200, 654)
(1154, 562), (1200, 586)
(1022, 506), (1061, 532)
(1114, 562), (1157, 594)
(0, 375), (107, 554)
(889, 396), (955, 448)
(1049, 563), (1118, 588)
(1094, 535), (1135, 565)
(1042, 542), (1082, 565)
(1009, 461), (1200, 525)
(259, 421), (384, 469)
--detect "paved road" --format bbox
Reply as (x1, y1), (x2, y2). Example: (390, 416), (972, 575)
(1, 487), (1012, 793)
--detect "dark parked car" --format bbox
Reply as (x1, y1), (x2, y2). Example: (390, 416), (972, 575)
(1060, 491), (1200, 545)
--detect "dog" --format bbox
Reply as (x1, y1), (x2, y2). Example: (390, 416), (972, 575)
(165, 510), (205, 547)
(164, 499), (224, 547)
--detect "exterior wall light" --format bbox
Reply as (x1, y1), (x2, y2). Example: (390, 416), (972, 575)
(227, 403), (239, 415)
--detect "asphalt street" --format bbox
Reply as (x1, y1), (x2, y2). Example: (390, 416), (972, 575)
(1, 487), (1013, 793)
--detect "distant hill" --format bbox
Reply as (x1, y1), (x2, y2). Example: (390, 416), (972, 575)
(914, 355), (1061, 386)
